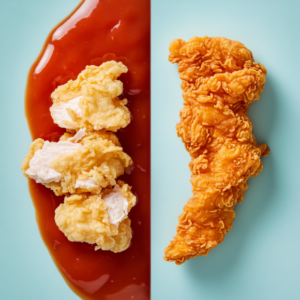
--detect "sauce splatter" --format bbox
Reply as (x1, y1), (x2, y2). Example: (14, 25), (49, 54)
(25, 0), (150, 299)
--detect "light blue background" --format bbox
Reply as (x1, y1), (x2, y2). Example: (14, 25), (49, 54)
(151, 0), (300, 299)
(1, 1), (300, 299)
(0, 1), (80, 299)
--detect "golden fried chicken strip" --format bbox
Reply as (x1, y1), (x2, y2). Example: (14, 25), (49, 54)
(55, 181), (136, 252)
(50, 61), (131, 132)
(21, 130), (132, 196)
(164, 37), (269, 265)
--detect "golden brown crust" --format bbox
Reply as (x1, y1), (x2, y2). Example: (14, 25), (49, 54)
(169, 37), (266, 107)
(164, 37), (269, 265)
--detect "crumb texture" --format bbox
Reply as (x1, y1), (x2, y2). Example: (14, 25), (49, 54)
(22, 61), (137, 253)
(22, 131), (132, 196)
(55, 181), (136, 252)
(164, 36), (269, 265)
(50, 61), (130, 132)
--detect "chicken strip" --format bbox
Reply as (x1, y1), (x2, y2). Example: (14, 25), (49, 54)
(50, 61), (130, 132)
(21, 129), (132, 196)
(164, 36), (269, 265)
(55, 181), (136, 252)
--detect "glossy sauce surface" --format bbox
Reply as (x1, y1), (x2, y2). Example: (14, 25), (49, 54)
(25, 0), (150, 299)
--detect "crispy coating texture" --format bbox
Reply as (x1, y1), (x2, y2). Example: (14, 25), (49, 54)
(50, 61), (131, 132)
(21, 131), (132, 196)
(164, 37), (269, 265)
(55, 181), (136, 252)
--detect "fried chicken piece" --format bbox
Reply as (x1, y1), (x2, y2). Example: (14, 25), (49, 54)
(21, 130), (132, 196)
(164, 36), (269, 265)
(55, 181), (136, 252)
(50, 61), (131, 132)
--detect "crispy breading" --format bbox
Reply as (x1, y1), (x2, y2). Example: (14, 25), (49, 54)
(169, 36), (267, 107)
(50, 61), (131, 132)
(164, 37), (269, 265)
(55, 181), (136, 252)
(21, 131), (132, 196)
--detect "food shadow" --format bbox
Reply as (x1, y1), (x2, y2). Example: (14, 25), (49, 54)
(183, 76), (280, 279)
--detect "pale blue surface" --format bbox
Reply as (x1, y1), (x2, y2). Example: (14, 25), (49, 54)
(1, 1), (300, 299)
(151, 0), (300, 300)
(0, 1), (80, 299)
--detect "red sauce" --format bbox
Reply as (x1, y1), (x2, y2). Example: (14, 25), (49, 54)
(25, 1), (150, 299)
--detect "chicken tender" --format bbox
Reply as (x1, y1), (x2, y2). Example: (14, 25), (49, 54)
(50, 61), (131, 132)
(164, 36), (269, 265)
(21, 130), (132, 196)
(55, 181), (136, 252)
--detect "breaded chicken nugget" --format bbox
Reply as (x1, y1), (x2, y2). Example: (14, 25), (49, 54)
(21, 130), (132, 196)
(55, 181), (136, 252)
(50, 61), (130, 132)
